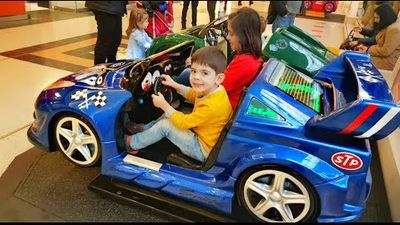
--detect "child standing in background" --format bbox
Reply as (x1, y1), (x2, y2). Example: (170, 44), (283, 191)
(126, 7), (153, 60)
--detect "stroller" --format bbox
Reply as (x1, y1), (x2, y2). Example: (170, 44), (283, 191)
(137, 1), (174, 39)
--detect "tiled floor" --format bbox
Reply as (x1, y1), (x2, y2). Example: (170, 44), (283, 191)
(0, 1), (390, 222)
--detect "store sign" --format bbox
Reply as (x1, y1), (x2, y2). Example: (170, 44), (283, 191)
(331, 152), (363, 170)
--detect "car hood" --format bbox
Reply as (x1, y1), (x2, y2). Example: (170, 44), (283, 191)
(44, 60), (138, 91)
(264, 25), (336, 77)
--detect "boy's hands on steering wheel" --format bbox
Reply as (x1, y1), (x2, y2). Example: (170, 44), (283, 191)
(160, 74), (181, 91)
(151, 92), (170, 111)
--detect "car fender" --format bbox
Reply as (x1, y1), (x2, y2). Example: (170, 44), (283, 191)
(49, 88), (132, 143)
(230, 144), (345, 186)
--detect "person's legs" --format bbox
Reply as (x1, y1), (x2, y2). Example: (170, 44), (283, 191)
(207, 1), (216, 22)
(272, 15), (292, 33)
(130, 119), (207, 162)
(173, 67), (191, 86)
(93, 10), (108, 65)
(181, 1), (190, 29)
(106, 14), (122, 63)
(288, 15), (295, 26)
(93, 10), (122, 64)
(191, 0), (199, 26)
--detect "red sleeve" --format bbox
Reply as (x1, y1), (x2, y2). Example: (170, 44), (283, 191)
(223, 56), (246, 95)
(223, 54), (262, 96)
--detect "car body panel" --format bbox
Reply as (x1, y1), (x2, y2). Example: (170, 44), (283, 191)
(307, 52), (400, 140)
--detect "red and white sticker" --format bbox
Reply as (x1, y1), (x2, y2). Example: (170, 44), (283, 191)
(331, 152), (363, 171)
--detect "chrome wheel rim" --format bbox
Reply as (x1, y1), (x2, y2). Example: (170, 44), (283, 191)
(243, 170), (311, 222)
(55, 117), (99, 166)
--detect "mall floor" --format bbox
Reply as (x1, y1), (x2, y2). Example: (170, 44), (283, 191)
(0, 1), (391, 222)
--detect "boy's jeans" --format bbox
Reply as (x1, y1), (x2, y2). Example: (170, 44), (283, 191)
(272, 15), (295, 33)
(130, 115), (208, 162)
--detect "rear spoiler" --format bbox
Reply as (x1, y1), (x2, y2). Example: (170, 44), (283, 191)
(306, 51), (400, 140)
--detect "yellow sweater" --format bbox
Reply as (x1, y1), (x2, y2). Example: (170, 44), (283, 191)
(165, 85), (232, 153)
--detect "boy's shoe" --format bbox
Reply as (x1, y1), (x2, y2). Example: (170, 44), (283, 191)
(125, 121), (144, 135)
(125, 135), (139, 155)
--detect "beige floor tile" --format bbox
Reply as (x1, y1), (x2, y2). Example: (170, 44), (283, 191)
(0, 126), (33, 176)
(0, 58), (70, 137)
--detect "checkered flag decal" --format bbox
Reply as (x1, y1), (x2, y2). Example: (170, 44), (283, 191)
(71, 89), (88, 100)
(93, 91), (107, 108)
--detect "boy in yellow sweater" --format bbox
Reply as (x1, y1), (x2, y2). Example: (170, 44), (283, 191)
(125, 46), (233, 162)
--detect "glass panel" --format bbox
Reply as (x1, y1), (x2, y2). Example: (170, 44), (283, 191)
(247, 98), (284, 120)
(268, 64), (323, 113)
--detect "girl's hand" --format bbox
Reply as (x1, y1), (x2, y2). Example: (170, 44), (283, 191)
(152, 92), (170, 110)
(161, 74), (180, 90)
(353, 27), (362, 33)
(185, 57), (191, 67)
(356, 44), (368, 52)
(349, 41), (358, 47)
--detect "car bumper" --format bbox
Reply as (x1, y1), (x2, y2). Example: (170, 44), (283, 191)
(27, 125), (49, 150)
(316, 169), (372, 222)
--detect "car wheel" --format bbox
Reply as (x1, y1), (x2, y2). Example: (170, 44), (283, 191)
(54, 115), (101, 167)
(237, 165), (319, 222)
(323, 2), (335, 13)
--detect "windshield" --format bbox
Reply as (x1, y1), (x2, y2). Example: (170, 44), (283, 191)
(267, 64), (323, 113)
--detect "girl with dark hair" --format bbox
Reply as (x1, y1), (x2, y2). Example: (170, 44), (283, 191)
(356, 4), (400, 70)
(223, 7), (263, 109)
(350, 3), (397, 48)
(174, 7), (263, 109)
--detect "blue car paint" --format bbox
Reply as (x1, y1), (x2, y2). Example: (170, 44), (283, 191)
(28, 46), (400, 222)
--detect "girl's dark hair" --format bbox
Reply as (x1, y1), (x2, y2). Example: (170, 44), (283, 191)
(228, 7), (262, 57)
(191, 46), (227, 74)
(374, 3), (398, 32)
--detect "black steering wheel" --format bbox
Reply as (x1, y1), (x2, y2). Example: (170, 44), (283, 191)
(153, 76), (174, 103)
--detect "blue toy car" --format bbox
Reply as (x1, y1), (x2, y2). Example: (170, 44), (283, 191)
(28, 40), (400, 222)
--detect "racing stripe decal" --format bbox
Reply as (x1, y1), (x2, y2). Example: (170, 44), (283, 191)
(355, 107), (400, 138)
(340, 104), (378, 134)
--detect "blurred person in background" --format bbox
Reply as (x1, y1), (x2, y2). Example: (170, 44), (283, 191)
(85, 1), (128, 65)
(356, 3), (400, 70)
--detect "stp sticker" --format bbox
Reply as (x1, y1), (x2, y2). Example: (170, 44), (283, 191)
(331, 152), (363, 171)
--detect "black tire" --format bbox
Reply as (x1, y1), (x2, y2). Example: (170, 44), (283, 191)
(237, 165), (319, 222)
(53, 114), (101, 167)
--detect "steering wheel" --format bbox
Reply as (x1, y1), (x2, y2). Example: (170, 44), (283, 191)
(206, 28), (219, 46)
(153, 76), (174, 103)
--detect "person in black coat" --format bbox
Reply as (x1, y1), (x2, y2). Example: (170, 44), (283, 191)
(85, 1), (128, 65)
(181, 0), (199, 29)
